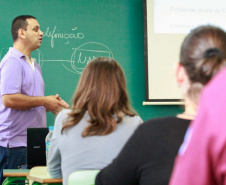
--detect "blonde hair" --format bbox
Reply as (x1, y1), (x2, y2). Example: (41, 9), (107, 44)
(61, 57), (135, 137)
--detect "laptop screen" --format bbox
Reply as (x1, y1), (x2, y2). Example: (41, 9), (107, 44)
(27, 128), (49, 169)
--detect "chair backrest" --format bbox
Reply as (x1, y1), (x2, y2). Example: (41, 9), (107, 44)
(29, 166), (48, 176)
(68, 170), (100, 185)
(28, 166), (49, 185)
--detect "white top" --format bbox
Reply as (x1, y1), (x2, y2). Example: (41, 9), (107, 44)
(25, 56), (35, 71)
(48, 109), (142, 185)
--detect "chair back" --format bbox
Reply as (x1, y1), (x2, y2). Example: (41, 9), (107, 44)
(68, 170), (100, 185)
(28, 166), (49, 185)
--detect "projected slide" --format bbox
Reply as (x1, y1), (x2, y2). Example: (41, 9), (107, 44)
(144, 0), (226, 104)
(154, 0), (226, 33)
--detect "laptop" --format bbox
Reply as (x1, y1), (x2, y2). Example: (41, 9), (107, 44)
(26, 128), (49, 169)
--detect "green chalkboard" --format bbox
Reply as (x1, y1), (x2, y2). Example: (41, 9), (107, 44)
(0, 0), (182, 126)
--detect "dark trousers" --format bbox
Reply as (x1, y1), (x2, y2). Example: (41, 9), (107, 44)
(0, 146), (27, 184)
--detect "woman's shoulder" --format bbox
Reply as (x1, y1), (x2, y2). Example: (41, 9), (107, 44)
(144, 116), (189, 124)
(138, 116), (190, 132)
(57, 108), (71, 118)
(120, 115), (143, 128)
(122, 114), (143, 126)
(54, 109), (71, 126)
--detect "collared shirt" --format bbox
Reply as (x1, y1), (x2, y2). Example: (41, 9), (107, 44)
(0, 47), (46, 148)
(25, 56), (35, 71)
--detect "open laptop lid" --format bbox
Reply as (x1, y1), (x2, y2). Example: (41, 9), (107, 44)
(27, 128), (49, 169)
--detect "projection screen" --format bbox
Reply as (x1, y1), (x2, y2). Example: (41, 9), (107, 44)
(143, 0), (226, 105)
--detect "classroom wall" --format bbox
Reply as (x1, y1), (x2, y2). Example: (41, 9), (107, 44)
(0, 0), (183, 126)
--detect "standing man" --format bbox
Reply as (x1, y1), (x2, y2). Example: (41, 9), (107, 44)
(0, 15), (69, 183)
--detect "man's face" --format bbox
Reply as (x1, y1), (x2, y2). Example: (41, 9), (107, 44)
(24, 18), (43, 50)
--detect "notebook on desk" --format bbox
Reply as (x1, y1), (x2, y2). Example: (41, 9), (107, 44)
(26, 128), (49, 169)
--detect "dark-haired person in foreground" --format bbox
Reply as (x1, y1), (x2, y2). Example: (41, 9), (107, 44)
(0, 15), (69, 184)
(95, 25), (226, 185)
(169, 37), (226, 185)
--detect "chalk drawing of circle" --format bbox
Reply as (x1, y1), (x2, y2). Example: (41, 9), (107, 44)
(62, 42), (114, 74)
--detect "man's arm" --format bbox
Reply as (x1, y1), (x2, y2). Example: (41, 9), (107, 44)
(2, 93), (69, 115)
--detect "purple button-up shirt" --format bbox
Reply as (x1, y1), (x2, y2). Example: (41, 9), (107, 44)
(0, 47), (46, 148)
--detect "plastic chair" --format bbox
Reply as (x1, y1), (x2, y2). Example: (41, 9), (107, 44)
(27, 166), (62, 185)
(68, 170), (100, 185)
(28, 166), (47, 185)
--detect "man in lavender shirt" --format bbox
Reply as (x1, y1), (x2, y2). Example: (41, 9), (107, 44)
(0, 15), (69, 183)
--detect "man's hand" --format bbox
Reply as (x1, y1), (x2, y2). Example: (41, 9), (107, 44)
(56, 94), (70, 109)
(44, 94), (69, 115)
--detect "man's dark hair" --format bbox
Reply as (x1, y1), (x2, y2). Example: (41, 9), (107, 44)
(11, 15), (36, 42)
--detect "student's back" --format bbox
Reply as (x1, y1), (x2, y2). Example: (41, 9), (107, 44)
(49, 109), (141, 185)
(47, 57), (142, 185)
(95, 25), (226, 185)
(96, 116), (189, 185)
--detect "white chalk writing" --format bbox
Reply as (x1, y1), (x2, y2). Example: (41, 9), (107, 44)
(43, 26), (85, 48)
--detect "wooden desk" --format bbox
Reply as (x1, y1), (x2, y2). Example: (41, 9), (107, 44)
(26, 166), (62, 184)
(3, 168), (62, 185)
(27, 174), (62, 184)
(3, 169), (30, 177)
(3, 169), (30, 185)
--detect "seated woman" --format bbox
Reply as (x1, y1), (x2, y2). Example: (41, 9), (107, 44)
(95, 25), (226, 185)
(47, 57), (142, 185)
